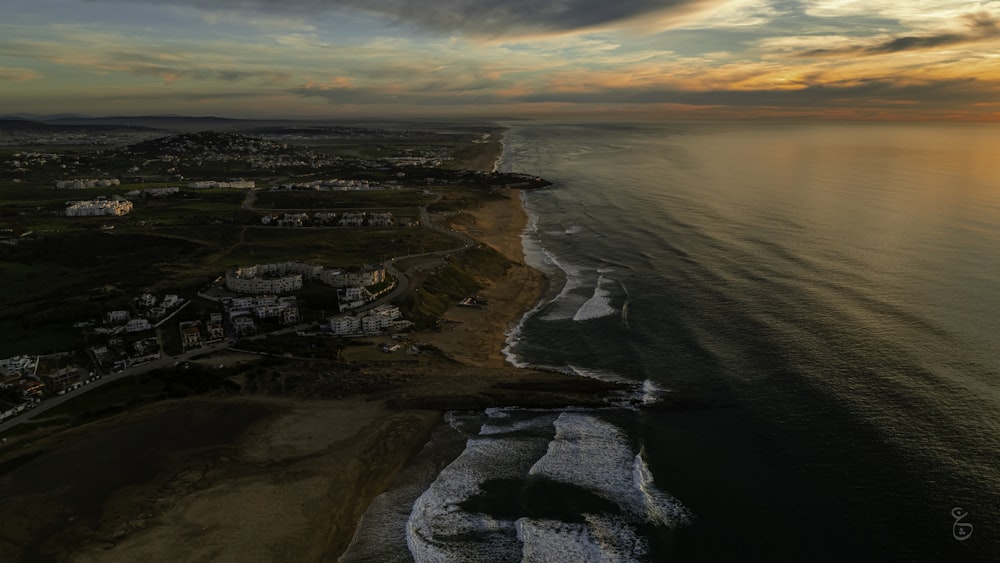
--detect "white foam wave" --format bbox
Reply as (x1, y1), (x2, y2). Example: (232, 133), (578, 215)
(481, 415), (559, 436)
(543, 225), (584, 236)
(539, 250), (588, 321)
(407, 412), (691, 562)
(572, 274), (619, 322)
(517, 516), (646, 563)
(503, 192), (548, 368)
(528, 413), (643, 518)
(530, 413), (691, 527)
(633, 452), (692, 527)
(407, 429), (551, 562)
(620, 281), (630, 329)
(585, 513), (650, 562)
(641, 380), (663, 406)
(567, 364), (630, 384)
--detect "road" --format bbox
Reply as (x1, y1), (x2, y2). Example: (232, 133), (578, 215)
(0, 340), (234, 434)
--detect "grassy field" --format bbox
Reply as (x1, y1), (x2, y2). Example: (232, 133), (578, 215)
(254, 189), (432, 210)
(225, 227), (457, 266)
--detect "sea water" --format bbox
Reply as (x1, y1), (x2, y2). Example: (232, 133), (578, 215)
(343, 121), (1000, 562)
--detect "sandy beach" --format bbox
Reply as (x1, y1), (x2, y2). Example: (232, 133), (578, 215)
(416, 190), (547, 367)
(0, 129), (619, 562)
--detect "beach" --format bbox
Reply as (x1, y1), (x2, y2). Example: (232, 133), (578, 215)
(0, 129), (621, 562)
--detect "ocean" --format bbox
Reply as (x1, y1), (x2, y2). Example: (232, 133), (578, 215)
(342, 121), (1000, 562)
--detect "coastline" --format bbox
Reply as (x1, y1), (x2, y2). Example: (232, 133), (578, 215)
(410, 125), (546, 368)
(0, 126), (608, 562)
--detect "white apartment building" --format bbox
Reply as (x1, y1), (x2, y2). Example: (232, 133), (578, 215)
(55, 178), (121, 189)
(188, 180), (255, 189)
(338, 212), (365, 227)
(329, 315), (362, 334)
(106, 310), (130, 323)
(125, 318), (152, 333)
(66, 199), (133, 217)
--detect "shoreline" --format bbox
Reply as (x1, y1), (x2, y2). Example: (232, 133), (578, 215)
(0, 126), (607, 562)
(412, 125), (547, 368)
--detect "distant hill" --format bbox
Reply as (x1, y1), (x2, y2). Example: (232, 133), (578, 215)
(0, 118), (53, 132)
(240, 125), (442, 139)
(121, 131), (284, 156)
(46, 115), (250, 131)
(0, 117), (163, 133)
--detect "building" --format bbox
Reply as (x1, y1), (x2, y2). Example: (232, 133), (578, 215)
(340, 286), (373, 302)
(329, 305), (406, 336)
(224, 262), (388, 301)
(338, 212), (365, 226)
(179, 321), (203, 349)
(55, 178), (120, 189)
(231, 315), (256, 335)
(226, 270), (303, 294)
(66, 198), (133, 217)
(205, 319), (226, 342)
(144, 187), (180, 196)
(125, 318), (152, 333)
(329, 315), (361, 335)
(188, 180), (255, 189)
(278, 213), (310, 227)
(0, 355), (37, 377)
(368, 212), (394, 227)
(106, 310), (130, 323)
(319, 265), (387, 288)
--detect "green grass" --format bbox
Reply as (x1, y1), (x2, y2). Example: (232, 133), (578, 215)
(224, 227), (456, 266)
(254, 189), (431, 210)
(398, 244), (514, 328)
(34, 363), (245, 426)
(0, 319), (84, 357)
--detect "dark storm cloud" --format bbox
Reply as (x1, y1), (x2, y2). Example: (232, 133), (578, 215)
(800, 12), (1000, 57)
(162, 0), (715, 35)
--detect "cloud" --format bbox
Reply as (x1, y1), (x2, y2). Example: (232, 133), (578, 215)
(507, 77), (998, 109)
(799, 12), (1000, 56)
(128, 0), (719, 37)
(127, 65), (293, 84)
(0, 66), (41, 81)
(0, 35), (294, 84)
(802, 0), (1000, 28)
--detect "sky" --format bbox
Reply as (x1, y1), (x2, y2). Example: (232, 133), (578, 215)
(2, 0), (1000, 120)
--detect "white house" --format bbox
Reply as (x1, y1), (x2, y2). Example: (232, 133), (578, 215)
(330, 315), (361, 335)
(232, 315), (256, 335)
(125, 318), (152, 333)
(338, 212), (365, 227)
(106, 310), (130, 323)
(368, 212), (394, 227)
(372, 304), (402, 320)
(66, 199), (133, 217)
